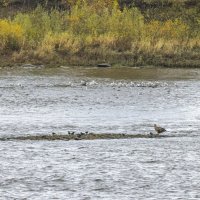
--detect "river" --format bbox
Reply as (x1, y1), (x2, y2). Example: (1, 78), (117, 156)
(0, 66), (200, 199)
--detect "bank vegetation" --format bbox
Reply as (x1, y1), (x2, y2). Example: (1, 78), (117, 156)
(0, 0), (199, 67)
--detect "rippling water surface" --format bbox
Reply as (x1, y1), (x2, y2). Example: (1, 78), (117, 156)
(0, 66), (200, 199)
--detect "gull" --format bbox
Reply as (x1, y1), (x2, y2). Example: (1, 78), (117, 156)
(154, 124), (166, 134)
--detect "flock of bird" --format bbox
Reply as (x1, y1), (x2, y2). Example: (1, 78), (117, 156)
(52, 131), (89, 137)
(52, 124), (166, 137)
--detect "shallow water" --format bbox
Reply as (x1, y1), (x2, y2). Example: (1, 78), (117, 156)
(0, 66), (200, 199)
(0, 67), (200, 136)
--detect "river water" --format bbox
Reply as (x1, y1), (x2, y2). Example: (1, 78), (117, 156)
(0, 66), (200, 199)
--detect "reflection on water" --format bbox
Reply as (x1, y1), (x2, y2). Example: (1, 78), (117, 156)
(0, 66), (200, 199)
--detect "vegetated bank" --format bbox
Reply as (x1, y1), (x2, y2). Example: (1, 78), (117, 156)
(0, 0), (199, 68)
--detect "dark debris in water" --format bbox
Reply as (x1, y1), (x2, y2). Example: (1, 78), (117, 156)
(0, 133), (171, 141)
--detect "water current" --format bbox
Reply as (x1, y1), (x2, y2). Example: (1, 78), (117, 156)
(0, 66), (200, 199)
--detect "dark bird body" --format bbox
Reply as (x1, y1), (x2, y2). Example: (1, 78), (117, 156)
(149, 132), (154, 136)
(68, 131), (75, 135)
(154, 124), (166, 134)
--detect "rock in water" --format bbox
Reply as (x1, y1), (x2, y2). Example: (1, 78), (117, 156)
(21, 64), (44, 68)
(97, 63), (111, 68)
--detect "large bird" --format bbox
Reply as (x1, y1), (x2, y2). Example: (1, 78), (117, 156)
(154, 124), (166, 134)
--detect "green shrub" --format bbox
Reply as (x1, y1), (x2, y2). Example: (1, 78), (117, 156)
(14, 5), (66, 47)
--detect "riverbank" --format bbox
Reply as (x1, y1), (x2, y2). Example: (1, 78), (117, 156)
(0, 133), (170, 141)
(0, 1), (199, 68)
(0, 50), (199, 68)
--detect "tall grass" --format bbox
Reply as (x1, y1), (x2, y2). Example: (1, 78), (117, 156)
(13, 6), (66, 47)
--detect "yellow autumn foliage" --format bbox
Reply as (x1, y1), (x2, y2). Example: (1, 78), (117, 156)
(0, 19), (24, 50)
(146, 19), (189, 41)
(37, 32), (84, 57)
(0, 1), (199, 57)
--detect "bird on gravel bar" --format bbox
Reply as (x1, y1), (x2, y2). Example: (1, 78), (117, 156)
(149, 132), (154, 136)
(154, 124), (166, 134)
(68, 131), (75, 135)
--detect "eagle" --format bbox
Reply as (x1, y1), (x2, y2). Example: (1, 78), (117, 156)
(154, 124), (166, 134)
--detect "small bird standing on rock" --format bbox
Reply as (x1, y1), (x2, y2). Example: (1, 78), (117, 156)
(149, 132), (154, 136)
(68, 131), (75, 135)
(154, 124), (166, 134)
